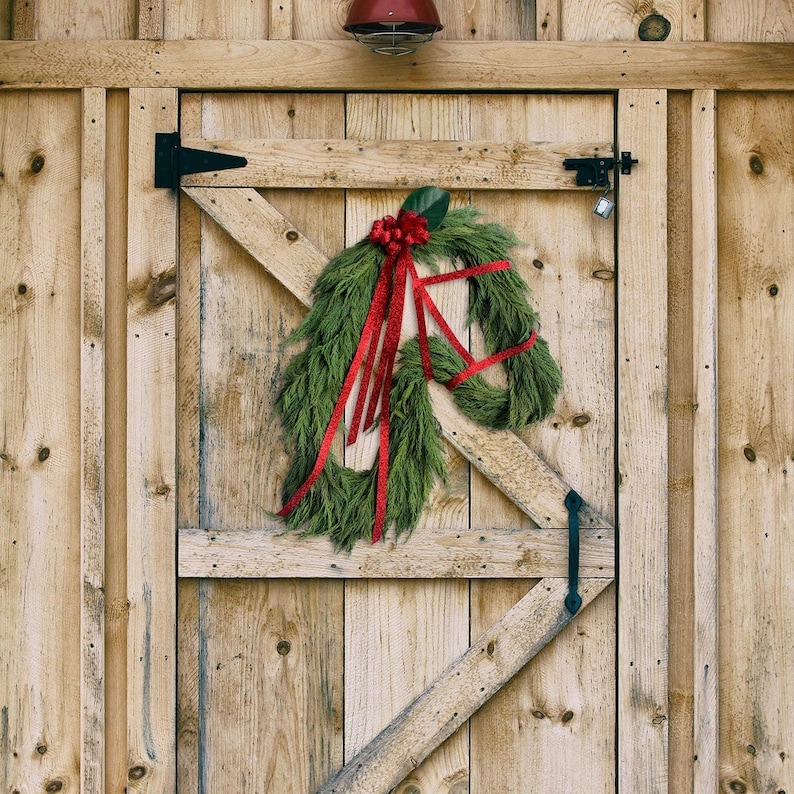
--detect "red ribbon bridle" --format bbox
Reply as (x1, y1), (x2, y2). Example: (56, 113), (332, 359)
(278, 209), (538, 543)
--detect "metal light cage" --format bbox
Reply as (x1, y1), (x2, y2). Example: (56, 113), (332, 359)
(343, 0), (443, 56)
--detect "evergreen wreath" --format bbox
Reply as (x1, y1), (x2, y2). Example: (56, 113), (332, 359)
(276, 188), (562, 550)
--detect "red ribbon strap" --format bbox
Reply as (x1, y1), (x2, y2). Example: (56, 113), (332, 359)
(279, 211), (537, 544)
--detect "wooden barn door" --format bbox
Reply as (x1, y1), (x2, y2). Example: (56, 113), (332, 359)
(168, 91), (667, 793)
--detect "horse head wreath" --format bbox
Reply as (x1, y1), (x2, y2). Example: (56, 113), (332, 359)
(276, 187), (562, 550)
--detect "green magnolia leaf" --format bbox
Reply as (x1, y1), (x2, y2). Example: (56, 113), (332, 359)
(401, 186), (450, 232)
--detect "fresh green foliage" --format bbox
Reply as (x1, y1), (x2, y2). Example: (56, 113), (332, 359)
(277, 206), (562, 550)
(400, 186), (450, 231)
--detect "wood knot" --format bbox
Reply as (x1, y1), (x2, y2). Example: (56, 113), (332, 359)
(638, 13), (671, 41)
(36, 743), (48, 754)
(285, 230), (300, 242)
(30, 154), (45, 174)
(44, 781), (64, 793)
(749, 155), (764, 175)
(743, 446), (757, 462)
(276, 640), (291, 655)
(531, 709), (546, 719)
(17, 283), (28, 295)
(128, 765), (148, 781)
(147, 273), (177, 307)
(532, 258), (544, 269)
(768, 284), (779, 296)
(486, 640), (495, 657)
(729, 781), (747, 794)
(561, 710), (575, 723)
(38, 447), (50, 462)
(572, 413), (591, 427)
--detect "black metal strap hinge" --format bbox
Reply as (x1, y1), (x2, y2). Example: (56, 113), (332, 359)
(564, 490), (583, 615)
(154, 131), (248, 189)
(563, 151), (638, 188)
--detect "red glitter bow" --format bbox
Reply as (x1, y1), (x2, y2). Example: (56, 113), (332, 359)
(278, 209), (537, 543)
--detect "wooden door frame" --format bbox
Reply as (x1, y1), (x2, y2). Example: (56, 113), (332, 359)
(35, 41), (734, 783)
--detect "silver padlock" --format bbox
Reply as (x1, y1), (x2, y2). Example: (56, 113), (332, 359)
(593, 184), (615, 219)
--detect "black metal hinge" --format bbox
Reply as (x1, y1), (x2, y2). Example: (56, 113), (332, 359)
(563, 151), (638, 188)
(154, 132), (248, 189)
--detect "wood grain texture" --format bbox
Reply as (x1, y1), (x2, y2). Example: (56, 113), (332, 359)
(537, 0), (560, 40)
(137, 0), (164, 40)
(683, 0), (706, 41)
(435, 0), (534, 40)
(268, 0), (291, 40)
(182, 186), (323, 309)
(126, 87), (177, 792)
(617, 89), (669, 793)
(665, 89), (695, 794)
(104, 86), (130, 794)
(11, 0), (34, 39)
(560, 0), (683, 41)
(318, 578), (613, 794)
(717, 91), (793, 794)
(708, 0), (794, 42)
(164, 0), (267, 39)
(0, 88), (82, 794)
(2, 40), (794, 90)
(80, 84), (106, 794)
(468, 92), (617, 793)
(34, 0), (135, 39)
(175, 91), (202, 793)
(179, 138), (611, 190)
(178, 526), (615, 579)
(192, 92), (345, 792)
(342, 92), (470, 794)
(690, 88), (719, 794)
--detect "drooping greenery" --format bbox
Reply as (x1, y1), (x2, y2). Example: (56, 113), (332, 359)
(277, 206), (562, 550)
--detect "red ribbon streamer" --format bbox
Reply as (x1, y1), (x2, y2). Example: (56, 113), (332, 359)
(279, 210), (538, 544)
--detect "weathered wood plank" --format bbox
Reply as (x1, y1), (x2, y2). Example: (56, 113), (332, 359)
(182, 185), (322, 308)
(1, 40), (794, 90)
(536, 0), (560, 40)
(683, 0), (706, 41)
(178, 526), (615, 579)
(666, 89), (696, 794)
(342, 93), (470, 793)
(432, 381), (610, 529)
(709, 0), (794, 42)
(316, 577), (612, 794)
(104, 87), (130, 794)
(80, 84), (106, 794)
(268, 0), (291, 40)
(468, 92), (616, 793)
(126, 87), (177, 791)
(560, 0), (683, 41)
(0, 88), (82, 794)
(717, 91), (794, 794)
(180, 138), (611, 190)
(617, 88), (669, 792)
(137, 0), (164, 40)
(194, 92), (345, 792)
(691, 87), (719, 794)
(11, 0), (35, 39)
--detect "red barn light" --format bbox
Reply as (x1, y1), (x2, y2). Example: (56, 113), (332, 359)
(343, 0), (443, 56)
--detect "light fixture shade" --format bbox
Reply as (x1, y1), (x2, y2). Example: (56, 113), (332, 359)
(344, 0), (443, 56)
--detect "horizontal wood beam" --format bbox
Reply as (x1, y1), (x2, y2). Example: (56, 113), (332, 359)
(180, 139), (612, 190)
(1, 40), (793, 91)
(316, 577), (613, 794)
(178, 526), (614, 578)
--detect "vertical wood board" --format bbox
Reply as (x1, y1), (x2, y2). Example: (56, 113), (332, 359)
(665, 89), (696, 794)
(560, 0), (683, 41)
(708, 0), (794, 41)
(717, 90), (793, 794)
(343, 92), (470, 794)
(127, 86), (177, 791)
(80, 84), (106, 794)
(0, 89), (82, 793)
(469, 92), (616, 793)
(690, 87), (719, 794)
(617, 88), (669, 793)
(186, 92), (345, 792)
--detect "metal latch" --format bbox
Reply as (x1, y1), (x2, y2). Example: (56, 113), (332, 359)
(562, 151), (638, 188)
(154, 131), (248, 189)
